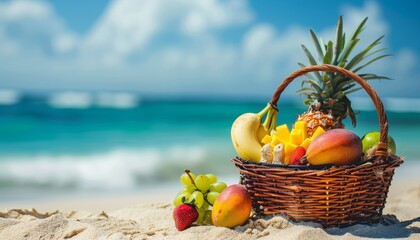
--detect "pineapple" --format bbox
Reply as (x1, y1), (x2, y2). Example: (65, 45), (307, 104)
(297, 16), (390, 136)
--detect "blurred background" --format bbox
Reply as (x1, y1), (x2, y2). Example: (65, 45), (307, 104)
(0, 0), (419, 203)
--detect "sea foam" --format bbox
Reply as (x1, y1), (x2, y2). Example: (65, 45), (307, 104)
(48, 91), (93, 109)
(384, 97), (420, 113)
(348, 97), (420, 113)
(0, 89), (20, 105)
(0, 146), (209, 191)
(96, 92), (139, 109)
(47, 91), (139, 109)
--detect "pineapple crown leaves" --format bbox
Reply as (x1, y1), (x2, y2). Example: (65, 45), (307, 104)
(297, 16), (391, 127)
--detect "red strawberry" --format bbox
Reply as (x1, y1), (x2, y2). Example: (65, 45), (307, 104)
(289, 146), (307, 165)
(173, 203), (198, 231)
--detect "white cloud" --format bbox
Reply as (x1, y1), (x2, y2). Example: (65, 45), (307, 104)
(0, 0), (52, 20)
(0, 0), (418, 98)
(82, 0), (253, 65)
(181, 0), (253, 35)
(53, 32), (78, 53)
(394, 49), (417, 74)
(0, 0), (78, 56)
(342, 1), (388, 37)
(243, 24), (277, 59)
(182, 12), (207, 35)
(240, 24), (309, 84)
(82, 0), (161, 64)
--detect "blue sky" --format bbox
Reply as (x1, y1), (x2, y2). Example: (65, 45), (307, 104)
(0, 0), (419, 99)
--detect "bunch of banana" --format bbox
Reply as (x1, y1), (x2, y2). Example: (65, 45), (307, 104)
(231, 103), (278, 162)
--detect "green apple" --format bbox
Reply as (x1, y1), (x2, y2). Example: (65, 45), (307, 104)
(361, 132), (396, 154)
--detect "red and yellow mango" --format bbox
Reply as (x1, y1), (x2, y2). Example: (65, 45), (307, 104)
(306, 129), (362, 166)
(212, 184), (252, 228)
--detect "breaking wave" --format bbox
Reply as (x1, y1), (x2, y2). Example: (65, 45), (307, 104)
(47, 91), (140, 109)
(0, 146), (212, 191)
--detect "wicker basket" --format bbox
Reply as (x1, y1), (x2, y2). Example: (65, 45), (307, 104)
(232, 64), (403, 228)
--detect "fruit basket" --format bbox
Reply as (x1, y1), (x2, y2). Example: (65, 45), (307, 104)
(232, 64), (403, 228)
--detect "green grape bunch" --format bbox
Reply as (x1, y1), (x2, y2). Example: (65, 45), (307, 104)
(173, 169), (228, 225)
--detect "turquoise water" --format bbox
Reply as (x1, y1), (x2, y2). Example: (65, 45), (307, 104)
(0, 93), (419, 196)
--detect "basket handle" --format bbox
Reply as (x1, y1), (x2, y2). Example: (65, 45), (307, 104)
(269, 64), (389, 158)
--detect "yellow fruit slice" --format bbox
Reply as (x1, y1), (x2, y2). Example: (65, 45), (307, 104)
(290, 129), (303, 145)
(311, 127), (326, 139)
(300, 138), (312, 150)
(284, 142), (298, 164)
(276, 124), (290, 140)
(261, 135), (272, 144)
(271, 135), (285, 147)
(294, 121), (308, 139)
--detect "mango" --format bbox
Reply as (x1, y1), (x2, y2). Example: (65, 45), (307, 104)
(311, 126), (326, 139)
(290, 129), (303, 145)
(270, 135), (282, 147)
(294, 121), (308, 139)
(212, 184), (252, 228)
(284, 142), (298, 164)
(306, 129), (362, 166)
(261, 135), (272, 145)
(300, 138), (312, 150)
(276, 124), (290, 140)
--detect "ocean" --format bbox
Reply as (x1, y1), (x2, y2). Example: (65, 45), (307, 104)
(0, 91), (419, 200)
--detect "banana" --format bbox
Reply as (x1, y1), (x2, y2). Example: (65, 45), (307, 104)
(257, 108), (272, 141)
(257, 106), (278, 141)
(231, 104), (278, 162)
(231, 112), (265, 162)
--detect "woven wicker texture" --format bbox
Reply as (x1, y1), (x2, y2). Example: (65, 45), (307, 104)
(232, 64), (403, 228)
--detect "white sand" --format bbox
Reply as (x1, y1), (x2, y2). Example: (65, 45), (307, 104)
(0, 163), (419, 240)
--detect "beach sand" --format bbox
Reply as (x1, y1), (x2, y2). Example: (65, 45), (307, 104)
(0, 163), (419, 240)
